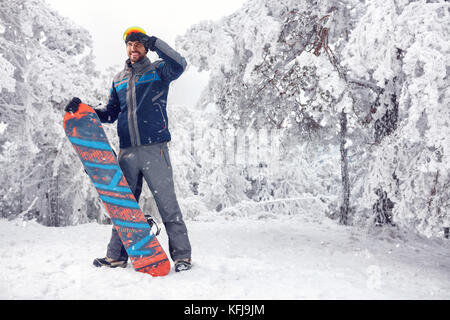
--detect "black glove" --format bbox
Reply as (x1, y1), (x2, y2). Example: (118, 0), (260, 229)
(65, 97), (81, 113)
(124, 32), (157, 52)
(141, 34), (157, 52)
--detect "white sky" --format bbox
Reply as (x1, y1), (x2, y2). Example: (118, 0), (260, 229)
(44, 0), (247, 106)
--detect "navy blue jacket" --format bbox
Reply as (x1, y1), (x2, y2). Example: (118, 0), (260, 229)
(96, 38), (187, 148)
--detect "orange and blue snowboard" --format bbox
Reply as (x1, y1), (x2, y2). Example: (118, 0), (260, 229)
(63, 103), (170, 276)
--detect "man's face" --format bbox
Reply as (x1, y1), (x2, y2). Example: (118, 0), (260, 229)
(126, 41), (147, 63)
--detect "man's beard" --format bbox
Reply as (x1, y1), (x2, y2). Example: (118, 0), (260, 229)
(130, 51), (145, 63)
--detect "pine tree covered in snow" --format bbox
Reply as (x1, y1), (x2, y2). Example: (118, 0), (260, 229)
(0, 0), (448, 239)
(0, 0), (109, 226)
(176, 0), (450, 237)
(176, 0), (349, 218)
(343, 0), (450, 237)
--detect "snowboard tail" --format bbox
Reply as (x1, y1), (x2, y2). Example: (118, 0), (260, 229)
(63, 103), (170, 276)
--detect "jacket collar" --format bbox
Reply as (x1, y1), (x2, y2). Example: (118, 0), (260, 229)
(125, 56), (151, 73)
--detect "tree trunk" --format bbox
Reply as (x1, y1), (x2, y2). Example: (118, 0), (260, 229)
(339, 110), (350, 225)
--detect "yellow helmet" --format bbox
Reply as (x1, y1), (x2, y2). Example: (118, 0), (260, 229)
(123, 26), (147, 41)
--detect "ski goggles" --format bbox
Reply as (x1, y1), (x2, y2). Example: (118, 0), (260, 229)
(123, 26), (147, 41)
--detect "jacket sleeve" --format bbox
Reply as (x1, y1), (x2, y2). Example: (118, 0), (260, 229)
(153, 38), (187, 82)
(95, 83), (121, 123)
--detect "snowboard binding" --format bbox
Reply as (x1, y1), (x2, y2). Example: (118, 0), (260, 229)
(144, 214), (161, 236)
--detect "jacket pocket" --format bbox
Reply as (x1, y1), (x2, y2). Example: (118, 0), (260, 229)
(154, 103), (167, 133)
(160, 144), (171, 169)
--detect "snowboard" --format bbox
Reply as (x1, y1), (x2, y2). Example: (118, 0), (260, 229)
(63, 103), (170, 276)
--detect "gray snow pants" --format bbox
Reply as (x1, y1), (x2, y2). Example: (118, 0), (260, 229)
(106, 142), (191, 262)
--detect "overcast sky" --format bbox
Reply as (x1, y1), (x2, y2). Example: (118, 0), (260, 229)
(44, 0), (247, 106)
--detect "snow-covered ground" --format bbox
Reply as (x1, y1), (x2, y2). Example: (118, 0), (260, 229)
(1, 211), (450, 300)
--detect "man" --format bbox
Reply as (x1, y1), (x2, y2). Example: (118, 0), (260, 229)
(65, 27), (192, 272)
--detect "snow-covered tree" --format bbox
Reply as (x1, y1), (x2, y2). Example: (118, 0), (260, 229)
(0, 0), (108, 225)
(176, 0), (450, 237)
(343, 0), (450, 236)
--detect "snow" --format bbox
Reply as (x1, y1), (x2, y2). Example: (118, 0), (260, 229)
(1, 211), (449, 300)
(0, 0), (449, 301)
(0, 121), (7, 135)
(0, 53), (16, 93)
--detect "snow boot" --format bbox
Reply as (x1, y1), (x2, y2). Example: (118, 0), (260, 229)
(174, 258), (192, 272)
(93, 257), (127, 268)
